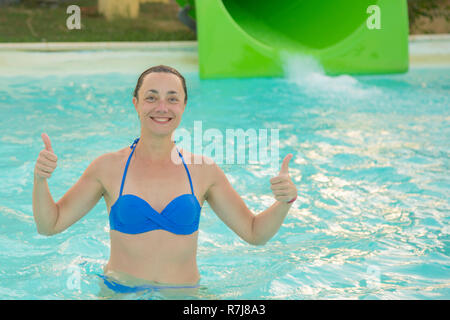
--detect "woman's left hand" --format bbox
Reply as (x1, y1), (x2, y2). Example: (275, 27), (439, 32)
(270, 154), (298, 203)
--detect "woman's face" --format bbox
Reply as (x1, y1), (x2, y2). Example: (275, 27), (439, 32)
(133, 72), (186, 137)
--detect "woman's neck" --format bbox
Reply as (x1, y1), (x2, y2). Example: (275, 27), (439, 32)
(134, 133), (176, 164)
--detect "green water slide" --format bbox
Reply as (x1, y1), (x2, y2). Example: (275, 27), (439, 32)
(176, 0), (409, 79)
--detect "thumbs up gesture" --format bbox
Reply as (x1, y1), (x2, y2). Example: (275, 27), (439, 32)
(270, 153), (298, 204)
(34, 133), (58, 180)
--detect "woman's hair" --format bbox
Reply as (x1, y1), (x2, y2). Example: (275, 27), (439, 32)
(133, 65), (187, 104)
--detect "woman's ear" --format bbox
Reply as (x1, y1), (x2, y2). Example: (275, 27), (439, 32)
(132, 97), (140, 120)
(133, 96), (138, 109)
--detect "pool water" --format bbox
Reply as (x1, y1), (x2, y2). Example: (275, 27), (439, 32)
(0, 54), (449, 299)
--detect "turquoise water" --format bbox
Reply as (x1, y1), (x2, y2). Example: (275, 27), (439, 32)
(0, 62), (449, 299)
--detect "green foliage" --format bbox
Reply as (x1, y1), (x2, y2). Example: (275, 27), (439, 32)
(407, 0), (449, 25)
(0, 0), (196, 42)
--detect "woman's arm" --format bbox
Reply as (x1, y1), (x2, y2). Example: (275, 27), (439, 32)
(32, 134), (106, 235)
(33, 173), (59, 236)
(204, 154), (297, 245)
(33, 155), (106, 236)
(33, 133), (60, 235)
(251, 199), (294, 245)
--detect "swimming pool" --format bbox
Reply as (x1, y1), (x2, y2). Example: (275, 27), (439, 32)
(0, 40), (449, 299)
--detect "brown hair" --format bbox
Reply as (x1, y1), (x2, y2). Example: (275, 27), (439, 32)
(133, 65), (187, 104)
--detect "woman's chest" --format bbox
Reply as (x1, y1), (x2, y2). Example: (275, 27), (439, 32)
(102, 153), (209, 213)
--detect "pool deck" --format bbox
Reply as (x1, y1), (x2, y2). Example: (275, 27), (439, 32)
(0, 35), (448, 75)
(408, 34), (450, 67)
(0, 41), (200, 75)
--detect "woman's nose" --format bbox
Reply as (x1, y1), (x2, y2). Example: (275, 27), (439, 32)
(154, 100), (169, 112)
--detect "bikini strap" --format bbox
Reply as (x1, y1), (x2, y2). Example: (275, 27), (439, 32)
(120, 138), (193, 196)
(130, 137), (140, 150)
(119, 137), (140, 196)
(176, 146), (195, 195)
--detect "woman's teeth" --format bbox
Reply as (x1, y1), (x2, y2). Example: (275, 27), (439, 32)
(151, 117), (172, 124)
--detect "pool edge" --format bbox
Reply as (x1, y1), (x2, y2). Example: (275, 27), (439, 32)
(0, 35), (448, 70)
(0, 41), (198, 51)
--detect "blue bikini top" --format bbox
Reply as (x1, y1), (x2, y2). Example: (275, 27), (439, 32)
(109, 137), (202, 235)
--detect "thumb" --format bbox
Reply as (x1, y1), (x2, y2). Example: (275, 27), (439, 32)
(279, 153), (293, 176)
(41, 133), (54, 153)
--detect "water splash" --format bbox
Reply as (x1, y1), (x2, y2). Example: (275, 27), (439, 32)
(280, 51), (381, 99)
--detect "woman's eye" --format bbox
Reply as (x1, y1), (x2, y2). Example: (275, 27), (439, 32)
(169, 98), (178, 102)
(147, 96), (155, 101)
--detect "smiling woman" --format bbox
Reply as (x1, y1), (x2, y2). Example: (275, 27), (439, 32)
(31, 64), (298, 296)
(133, 66), (186, 126)
(133, 65), (188, 103)
(131, 65), (187, 146)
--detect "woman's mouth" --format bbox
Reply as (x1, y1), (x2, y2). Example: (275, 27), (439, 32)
(150, 117), (173, 124)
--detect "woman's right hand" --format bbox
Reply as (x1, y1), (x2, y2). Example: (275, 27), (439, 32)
(34, 133), (58, 180)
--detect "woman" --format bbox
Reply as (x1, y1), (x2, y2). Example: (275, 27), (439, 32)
(32, 65), (298, 295)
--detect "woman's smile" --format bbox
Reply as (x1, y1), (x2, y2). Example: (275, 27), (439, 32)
(150, 116), (173, 124)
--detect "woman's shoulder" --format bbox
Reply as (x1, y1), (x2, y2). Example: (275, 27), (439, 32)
(90, 146), (130, 193)
(93, 147), (129, 177)
(177, 148), (218, 190)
